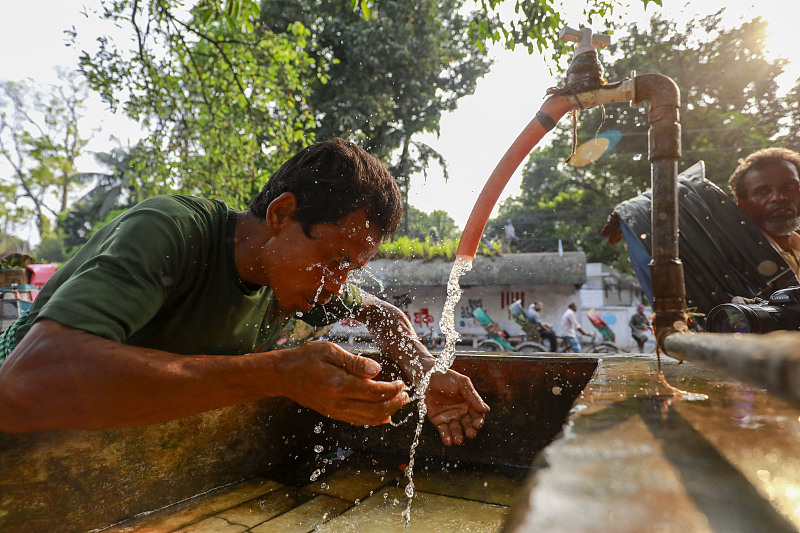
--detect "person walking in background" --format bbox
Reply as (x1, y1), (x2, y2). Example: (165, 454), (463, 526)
(560, 302), (590, 353)
(629, 304), (650, 353)
(527, 301), (558, 352)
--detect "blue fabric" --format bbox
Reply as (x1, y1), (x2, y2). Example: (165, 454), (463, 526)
(564, 335), (581, 352)
(619, 219), (654, 305)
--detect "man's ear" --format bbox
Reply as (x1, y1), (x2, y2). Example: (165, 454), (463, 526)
(266, 192), (298, 234)
(737, 197), (749, 214)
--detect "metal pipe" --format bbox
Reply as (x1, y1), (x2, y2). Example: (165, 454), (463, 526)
(632, 74), (690, 347)
(457, 35), (689, 356)
(663, 331), (800, 405)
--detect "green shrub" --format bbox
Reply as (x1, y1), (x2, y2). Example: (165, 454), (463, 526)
(377, 237), (501, 261)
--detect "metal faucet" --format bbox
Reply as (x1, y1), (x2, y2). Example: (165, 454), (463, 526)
(459, 26), (688, 353)
(555, 27), (689, 350)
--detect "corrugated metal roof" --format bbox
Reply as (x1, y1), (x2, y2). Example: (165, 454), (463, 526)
(359, 252), (586, 289)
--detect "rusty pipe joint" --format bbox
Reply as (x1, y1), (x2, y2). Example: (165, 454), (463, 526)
(634, 74), (682, 162)
(561, 77), (635, 110)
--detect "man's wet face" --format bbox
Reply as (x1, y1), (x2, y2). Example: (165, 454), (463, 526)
(270, 208), (383, 313)
(738, 160), (800, 238)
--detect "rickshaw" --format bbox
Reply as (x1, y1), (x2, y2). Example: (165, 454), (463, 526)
(472, 304), (620, 353)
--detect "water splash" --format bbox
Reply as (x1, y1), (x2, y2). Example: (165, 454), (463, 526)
(657, 369), (708, 401)
(351, 266), (384, 294)
(402, 256), (473, 525)
(656, 343), (708, 401)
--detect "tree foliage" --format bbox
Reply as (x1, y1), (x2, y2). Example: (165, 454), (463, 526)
(0, 70), (93, 243)
(401, 205), (461, 241)
(75, 0), (324, 209)
(493, 11), (792, 271)
(470, 0), (661, 65)
(56, 145), (154, 254)
(785, 80), (800, 153)
(260, 0), (493, 232)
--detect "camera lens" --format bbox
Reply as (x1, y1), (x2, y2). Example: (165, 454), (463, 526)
(707, 305), (756, 333)
(707, 302), (800, 334)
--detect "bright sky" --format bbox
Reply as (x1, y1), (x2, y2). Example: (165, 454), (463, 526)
(2, 0), (799, 241)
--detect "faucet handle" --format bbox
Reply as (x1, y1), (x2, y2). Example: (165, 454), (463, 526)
(559, 26), (611, 56)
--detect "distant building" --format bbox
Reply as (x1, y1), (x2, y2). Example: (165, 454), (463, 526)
(325, 255), (650, 351)
(328, 252), (587, 345)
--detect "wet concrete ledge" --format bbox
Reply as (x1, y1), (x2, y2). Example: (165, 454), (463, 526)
(504, 354), (800, 533)
(0, 398), (306, 533)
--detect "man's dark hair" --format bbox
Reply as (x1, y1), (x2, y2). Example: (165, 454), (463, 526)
(249, 138), (402, 239)
(728, 147), (800, 200)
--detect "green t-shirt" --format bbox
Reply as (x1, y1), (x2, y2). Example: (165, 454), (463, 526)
(14, 195), (362, 355)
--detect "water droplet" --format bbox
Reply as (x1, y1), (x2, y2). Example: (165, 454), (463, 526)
(314, 444), (324, 453)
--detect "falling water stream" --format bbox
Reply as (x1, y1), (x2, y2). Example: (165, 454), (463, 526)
(401, 256), (474, 525)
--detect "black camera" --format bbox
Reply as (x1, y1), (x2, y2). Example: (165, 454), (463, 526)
(706, 286), (800, 334)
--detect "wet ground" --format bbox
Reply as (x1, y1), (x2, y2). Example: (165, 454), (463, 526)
(103, 452), (523, 532)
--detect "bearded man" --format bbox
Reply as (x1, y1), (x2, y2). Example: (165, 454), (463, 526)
(729, 147), (800, 280)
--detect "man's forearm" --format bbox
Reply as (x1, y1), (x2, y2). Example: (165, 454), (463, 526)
(0, 319), (285, 433)
(357, 294), (434, 386)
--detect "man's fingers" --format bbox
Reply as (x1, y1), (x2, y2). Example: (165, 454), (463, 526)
(436, 424), (453, 446)
(470, 409), (486, 430)
(331, 391), (410, 426)
(429, 403), (470, 426)
(308, 341), (381, 379)
(449, 420), (464, 445)
(326, 347), (382, 379)
(315, 344), (406, 400)
(460, 380), (490, 413)
(460, 413), (477, 439)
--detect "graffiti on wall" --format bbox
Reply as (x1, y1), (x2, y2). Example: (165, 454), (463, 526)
(413, 308), (436, 331)
(500, 290), (525, 309)
(459, 298), (484, 328)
